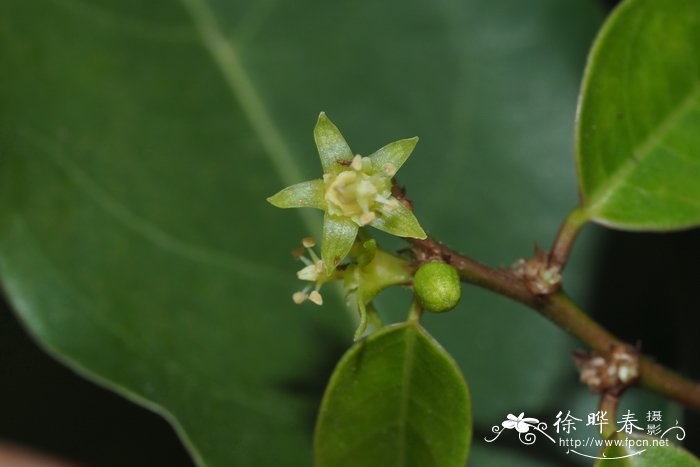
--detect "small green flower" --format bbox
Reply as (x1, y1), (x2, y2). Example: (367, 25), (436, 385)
(268, 112), (427, 271)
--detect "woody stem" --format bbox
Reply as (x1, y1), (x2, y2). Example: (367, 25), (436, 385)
(407, 236), (700, 412)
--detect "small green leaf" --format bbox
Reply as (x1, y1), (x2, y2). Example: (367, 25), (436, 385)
(595, 432), (700, 466)
(315, 112), (354, 174)
(367, 137), (419, 175)
(315, 322), (471, 467)
(369, 203), (427, 239)
(267, 179), (325, 209)
(322, 213), (358, 271)
(576, 0), (700, 230)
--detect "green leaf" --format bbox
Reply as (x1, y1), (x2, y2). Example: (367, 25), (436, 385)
(267, 179), (325, 209)
(0, 0), (603, 465)
(314, 322), (471, 467)
(595, 432), (700, 466)
(576, 0), (700, 230)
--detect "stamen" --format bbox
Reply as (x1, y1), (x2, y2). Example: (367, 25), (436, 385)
(385, 199), (400, 211)
(315, 260), (324, 274)
(383, 163), (397, 176)
(297, 264), (318, 281)
(308, 247), (321, 263)
(292, 292), (308, 304)
(302, 237), (316, 248)
(351, 155), (363, 171)
(359, 212), (376, 225)
(309, 291), (323, 305)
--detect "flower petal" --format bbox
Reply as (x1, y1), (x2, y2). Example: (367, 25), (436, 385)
(267, 179), (325, 209)
(314, 112), (353, 174)
(367, 137), (418, 175)
(369, 202), (426, 239)
(321, 214), (358, 271)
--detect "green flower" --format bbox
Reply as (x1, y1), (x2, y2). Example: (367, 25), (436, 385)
(268, 112), (426, 271)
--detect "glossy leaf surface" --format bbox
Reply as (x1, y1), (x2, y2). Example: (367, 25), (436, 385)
(315, 322), (471, 467)
(576, 0), (700, 230)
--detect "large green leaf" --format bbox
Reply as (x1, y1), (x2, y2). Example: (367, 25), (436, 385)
(0, 0), (602, 465)
(595, 433), (700, 466)
(576, 0), (700, 230)
(315, 322), (471, 467)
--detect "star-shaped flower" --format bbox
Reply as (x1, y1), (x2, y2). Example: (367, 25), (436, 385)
(268, 112), (427, 271)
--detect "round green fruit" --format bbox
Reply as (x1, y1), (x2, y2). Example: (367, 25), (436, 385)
(413, 262), (461, 313)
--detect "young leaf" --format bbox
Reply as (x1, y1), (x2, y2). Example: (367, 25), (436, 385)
(315, 322), (472, 467)
(576, 0), (700, 230)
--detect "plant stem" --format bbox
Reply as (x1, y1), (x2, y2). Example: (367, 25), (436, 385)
(599, 393), (620, 439)
(407, 299), (423, 323)
(548, 207), (589, 270)
(407, 236), (700, 412)
(639, 358), (700, 411)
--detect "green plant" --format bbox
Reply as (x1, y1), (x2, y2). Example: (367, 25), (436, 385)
(1, 0), (699, 465)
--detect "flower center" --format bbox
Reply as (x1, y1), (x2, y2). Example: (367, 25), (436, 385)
(324, 155), (396, 226)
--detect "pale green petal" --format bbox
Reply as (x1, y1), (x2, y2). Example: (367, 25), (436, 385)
(370, 202), (426, 239)
(314, 112), (353, 174)
(321, 213), (358, 271)
(267, 179), (325, 209)
(367, 137), (418, 175)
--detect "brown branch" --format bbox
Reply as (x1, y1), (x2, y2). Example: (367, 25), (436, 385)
(407, 236), (700, 412)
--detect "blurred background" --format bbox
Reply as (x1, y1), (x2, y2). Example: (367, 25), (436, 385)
(2, 0), (700, 465)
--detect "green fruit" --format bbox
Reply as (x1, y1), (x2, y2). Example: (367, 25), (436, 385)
(413, 262), (461, 313)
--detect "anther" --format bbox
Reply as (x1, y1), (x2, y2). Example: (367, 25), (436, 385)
(351, 155), (363, 171)
(292, 292), (308, 304)
(383, 163), (397, 176)
(309, 291), (323, 305)
(359, 212), (376, 225)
